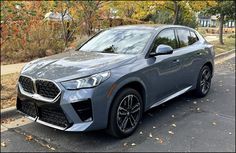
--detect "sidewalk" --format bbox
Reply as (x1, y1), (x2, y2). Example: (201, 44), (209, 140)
(205, 35), (218, 42)
(1, 63), (26, 75)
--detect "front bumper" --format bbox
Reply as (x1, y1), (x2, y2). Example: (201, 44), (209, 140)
(16, 82), (111, 132)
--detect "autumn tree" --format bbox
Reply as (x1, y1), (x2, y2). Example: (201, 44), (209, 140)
(107, 1), (162, 20)
(77, 1), (104, 36)
(202, 0), (235, 45)
(155, 1), (217, 25)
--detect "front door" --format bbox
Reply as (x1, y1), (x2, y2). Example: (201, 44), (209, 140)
(144, 28), (182, 108)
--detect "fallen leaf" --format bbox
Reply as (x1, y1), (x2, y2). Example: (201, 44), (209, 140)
(171, 124), (176, 127)
(50, 147), (56, 151)
(193, 101), (197, 104)
(139, 131), (143, 135)
(212, 122), (216, 126)
(10, 118), (15, 122)
(25, 135), (33, 141)
(155, 137), (160, 141)
(1, 142), (6, 147)
(46, 144), (51, 149)
(168, 131), (174, 135)
(21, 119), (25, 122)
(171, 115), (175, 118)
(149, 133), (153, 138)
(197, 108), (200, 111)
(206, 99), (209, 102)
(153, 126), (156, 129)
(159, 139), (163, 144)
(131, 143), (136, 146)
(123, 143), (128, 146)
(229, 132), (232, 135)
(226, 89), (230, 92)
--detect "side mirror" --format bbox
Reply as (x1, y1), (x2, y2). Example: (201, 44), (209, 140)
(150, 44), (173, 56)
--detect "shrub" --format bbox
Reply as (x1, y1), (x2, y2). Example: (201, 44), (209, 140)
(1, 21), (65, 64)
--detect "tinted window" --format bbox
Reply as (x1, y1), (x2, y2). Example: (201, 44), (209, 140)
(189, 31), (198, 45)
(151, 29), (177, 52)
(79, 29), (153, 54)
(177, 29), (199, 47)
(177, 29), (190, 47)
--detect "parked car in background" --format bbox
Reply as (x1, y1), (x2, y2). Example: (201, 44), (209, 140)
(16, 25), (214, 138)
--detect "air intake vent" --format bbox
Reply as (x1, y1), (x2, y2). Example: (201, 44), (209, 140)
(19, 76), (34, 94)
(18, 75), (61, 101)
(36, 80), (60, 99)
(72, 100), (93, 122)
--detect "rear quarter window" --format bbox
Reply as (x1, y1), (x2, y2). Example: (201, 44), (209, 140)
(177, 29), (199, 47)
(189, 31), (199, 45)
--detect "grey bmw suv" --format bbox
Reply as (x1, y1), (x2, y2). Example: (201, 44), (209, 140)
(16, 25), (214, 138)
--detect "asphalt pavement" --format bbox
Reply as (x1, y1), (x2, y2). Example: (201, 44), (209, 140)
(1, 56), (235, 152)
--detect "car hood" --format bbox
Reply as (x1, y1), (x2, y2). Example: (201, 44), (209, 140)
(21, 50), (137, 82)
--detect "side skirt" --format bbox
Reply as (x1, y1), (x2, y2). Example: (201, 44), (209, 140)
(150, 86), (192, 109)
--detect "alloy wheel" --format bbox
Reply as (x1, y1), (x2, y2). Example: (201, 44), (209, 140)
(116, 94), (141, 133)
(200, 68), (211, 94)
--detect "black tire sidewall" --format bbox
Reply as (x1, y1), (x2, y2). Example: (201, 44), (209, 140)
(108, 88), (143, 138)
(195, 65), (212, 97)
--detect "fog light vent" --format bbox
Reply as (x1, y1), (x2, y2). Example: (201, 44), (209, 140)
(72, 100), (93, 122)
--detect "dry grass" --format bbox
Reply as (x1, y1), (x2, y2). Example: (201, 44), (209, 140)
(1, 73), (19, 109)
(211, 37), (235, 54)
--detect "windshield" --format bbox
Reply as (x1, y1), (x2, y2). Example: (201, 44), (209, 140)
(79, 29), (153, 54)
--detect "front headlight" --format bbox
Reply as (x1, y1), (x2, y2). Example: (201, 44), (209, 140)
(61, 71), (110, 90)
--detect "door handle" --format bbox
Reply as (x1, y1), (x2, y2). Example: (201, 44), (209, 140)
(172, 59), (180, 63)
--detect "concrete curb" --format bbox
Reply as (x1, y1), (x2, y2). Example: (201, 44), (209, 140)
(1, 49), (235, 119)
(215, 49), (235, 60)
(1, 106), (20, 120)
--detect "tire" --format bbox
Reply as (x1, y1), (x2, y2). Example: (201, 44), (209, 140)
(107, 88), (143, 138)
(194, 65), (212, 97)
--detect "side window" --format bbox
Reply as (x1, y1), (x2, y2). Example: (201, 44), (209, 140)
(177, 29), (190, 47)
(189, 31), (199, 45)
(151, 29), (177, 52)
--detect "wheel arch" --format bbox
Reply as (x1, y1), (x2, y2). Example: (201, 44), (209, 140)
(106, 79), (147, 128)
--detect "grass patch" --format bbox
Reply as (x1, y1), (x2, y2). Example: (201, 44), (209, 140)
(210, 37), (235, 55)
(1, 73), (19, 109)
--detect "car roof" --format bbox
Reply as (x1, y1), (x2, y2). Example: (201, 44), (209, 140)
(111, 24), (194, 31)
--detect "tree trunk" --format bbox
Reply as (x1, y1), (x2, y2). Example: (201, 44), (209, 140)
(61, 10), (68, 48)
(85, 11), (93, 36)
(173, 1), (179, 25)
(219, 13), (224, 45)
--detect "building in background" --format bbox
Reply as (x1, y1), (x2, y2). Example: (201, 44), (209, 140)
(197, 14), (235, 28)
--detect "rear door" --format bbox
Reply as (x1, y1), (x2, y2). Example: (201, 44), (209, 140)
(175, 28), (204, 90)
